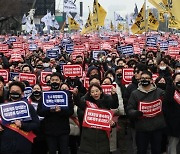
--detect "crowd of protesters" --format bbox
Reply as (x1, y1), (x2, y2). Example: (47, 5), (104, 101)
(0, 32), (179, 154)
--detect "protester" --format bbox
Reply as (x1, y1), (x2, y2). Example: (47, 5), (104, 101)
(127, 70), (166, 154)
(0, 81), (39, 154)
(37, 72), (74, 154)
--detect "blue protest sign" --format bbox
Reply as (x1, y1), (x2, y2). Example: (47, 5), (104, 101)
(42, 91), (68, 108)
(168, 40), (178, 46)
(65, 44), (74, 54)
(92, 50), (106, 60)
(29, 44), (38, 51)
(8, 37), (16, 42)
(10, 72), (19, 81)
(0, 101), (31, 124)
(24, 87), (33, 99)
(46, 48), (59, 59)
(146, 37), (157, 47)
(160, 41), (169, 51)
(120, 45), (134, 55)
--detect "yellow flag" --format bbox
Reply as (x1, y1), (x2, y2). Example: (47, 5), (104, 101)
(148, 11), (159, 31)
(159, 12), (165, 22)
(131, 3), (145, 34)
(110, 21), (114, 31)
(68, 17), (80, 30)
(81, 11), (94, 34)
(148, 0), (168, 12)
(168, 16), (180, 29)
(169, 0), (180, 24)
(117, 23), (124, 30)
(97, 2), (107, 26)
(92, 0), (98, 26)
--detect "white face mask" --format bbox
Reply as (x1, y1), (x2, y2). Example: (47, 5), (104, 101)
(159, 66), (166, 70)
(107, 57), (112, 62)
(43, 63), (50, 68)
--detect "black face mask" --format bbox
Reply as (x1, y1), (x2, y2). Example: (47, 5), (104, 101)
(32, 91), (42, 97)
(10, 92), (21, 101)
(157, 83), (166, 90)
(36, 64), (43, 69)
(176, 81), (180, 89)
(141, 80), (151, 87)
(116, 73), (122, 79)
(51, 82), (60, 90)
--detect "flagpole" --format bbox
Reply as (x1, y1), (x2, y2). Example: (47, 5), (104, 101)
(144, 0), (147, 54)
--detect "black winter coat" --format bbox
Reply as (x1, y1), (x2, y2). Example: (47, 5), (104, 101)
(75, 92), (118, 154)
(37, 90), (74, 136)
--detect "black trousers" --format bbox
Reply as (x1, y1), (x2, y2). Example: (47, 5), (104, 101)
(136, 129), (163, 154)
(46, 134), (69, 154)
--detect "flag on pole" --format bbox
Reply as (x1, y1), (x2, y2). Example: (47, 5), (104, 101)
(97, 2), (107, 26)
(92, 0), (98, 26)
(131, 3), (145, 34)
(117, 23), (124, 30)
(63, 0), (77, 13)
(110, 21), (114, 31)
(148, 11), (159, 31)
(148, 0), (169, 12)
(159, 12), (165, 22)
(169, 0), (180, 25)
(81, 9), (94, 34)
(68, 16), (80, 30)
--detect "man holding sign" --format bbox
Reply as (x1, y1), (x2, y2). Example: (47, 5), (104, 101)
(127, 71), (166, 154)
(37, 72), (74, 154)
(0, 81), (39, 154)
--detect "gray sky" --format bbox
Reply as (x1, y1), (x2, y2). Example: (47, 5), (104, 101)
(56, 0), (154, 21)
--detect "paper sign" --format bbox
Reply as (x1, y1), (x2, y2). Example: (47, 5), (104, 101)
(138, 99), (162, 118)
(83, 108), (112, 131)
(65, 44), (74, 53)
(92, 50), (106, 60)
(46, 48), (59, 59)
(0, 101), (30, 124)
(63, 65), (82, 78)
(19, 73), (36, 86)
(29, 44), (38, 51)
(42, 91), (68, 108)
(101, 85), (116, 95)
(0, 69), (9, 82)
(146, 36), (157, 47)
(40, 72), (52, 86)
(119, 45), (134, 55)
(24, 87), (33, 99)
(122, 68), (134, 84)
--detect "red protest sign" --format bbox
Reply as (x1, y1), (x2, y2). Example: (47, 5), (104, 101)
(19, 73), (36, 86)
(89, 43), (101, 51)
(83, 108), (113, 131)
(13, 42), (23, 49)
(101, 85), (116, 95)
(152, 74), (159, 81)
(10, 53), (22, 62)
(0, 44), (8, 53)
(73, 45), (85, 52)
(42, 86), (51, 91)
(122, 68), (134, 84)
(40, 72), (52, 85)
(168, 47), (180, 56)
(138, 99), (162, 118)
(70, 51), (84, 61)
(84, 77), (89, 89)
(63, 65), (83, 78)
(0, 69), (9, 82)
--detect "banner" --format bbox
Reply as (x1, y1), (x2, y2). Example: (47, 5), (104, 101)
(63, 0), (77, 13)
(63, 65), (82, 78)
(122, 68), (134, 84)
(24, 87), (33, 99)
(92, 50), (106, 60)
(138, 99), (162, 118)
(65, 44), (74, 53)
(146, 36), (157, 47)
(0, 69), (9, 82)
(119, 45), (134, 55)
(83, 107), (112, 131)
(46, 48), (60, 59)
(42, 91), (68, 108)
(148, 11), (159, 31)
(101, 85), (116, 95)
(19, 73), (36, 86)
(0, 101), (31, 124)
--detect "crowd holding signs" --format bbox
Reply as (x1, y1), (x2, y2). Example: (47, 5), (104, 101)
(0, 31), (179, 154)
